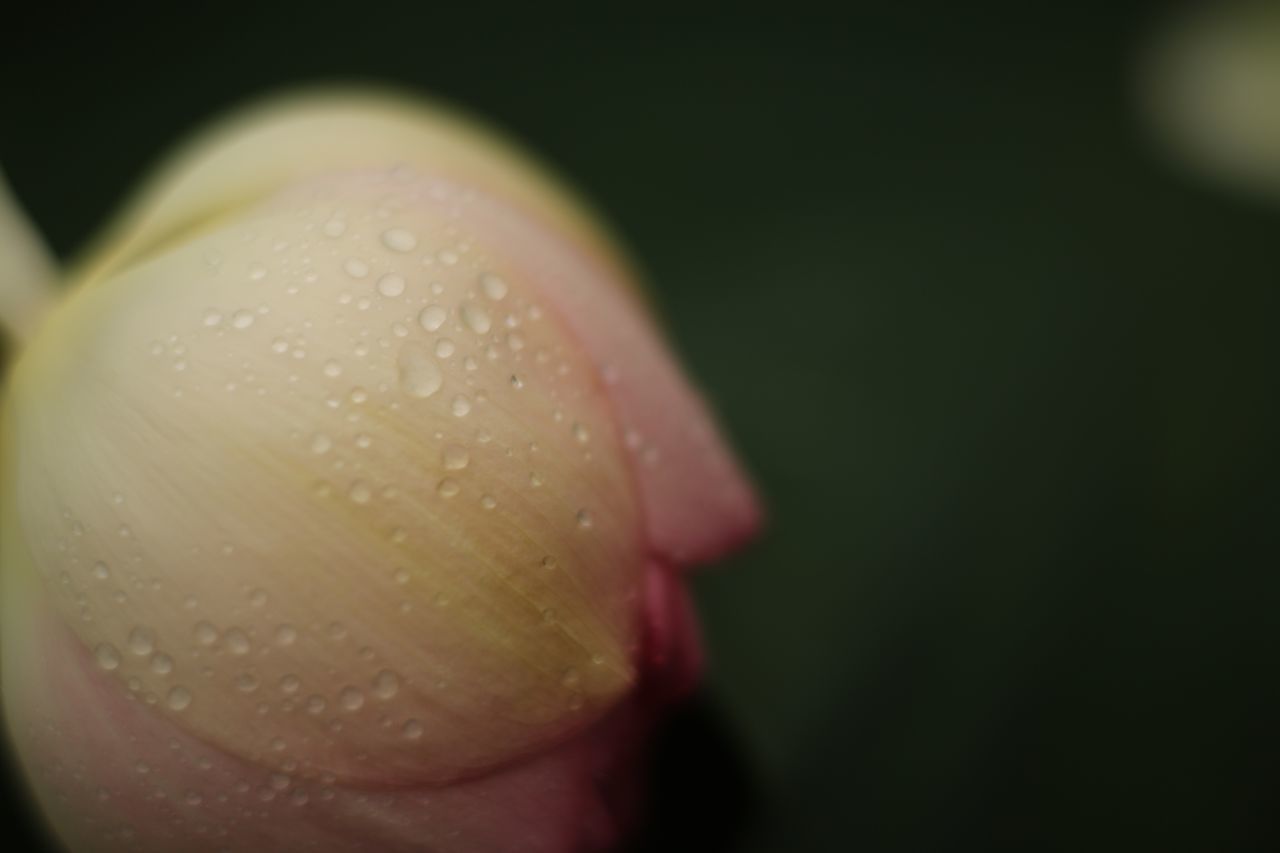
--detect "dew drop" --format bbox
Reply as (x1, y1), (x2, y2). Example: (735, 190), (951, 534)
(306, 695), (327, 715)
(418, 305), (447, 332)
(322, 359), (343, 378)
(236, 672), (261, 693)
(376, 273), (406, 297)
(127, 627), (155, 656)
(224, 628), (251, 655)
(150, 653), (174, 676)
(202, 309), (223, 327)
(434, 338), (455, 358)
(460, 303), (491, 335)
(396, 343), (442, 398)
(348, 481), (372, 505)
(450, 395), (472, 417)
(339, 687), (365, 711)
(280, 674), (301, 695)
(442, 445), (469, 471)
(323, 217), (347, 237)
(167, 686), (192, 711)
(480, 494), (497, 510)
(436, 478), (460, 498)
(194, 621), (219, 646)
(393, 568), (410, 585)
(343, 258), (369, 279)
(576, 509), (594, 529)
(402, 719), (424, 740)
(274, 624), (297, 646)
(372, 670), (400, 700)
(94, 643), (121, 671)
(479, 272), (508, 301)
(572, 422), (591, 444)
(381, 228), (417, 252)
(248, 588), (268, 608)
(232, 310), (255, 330)
(92, 561), (110, 580)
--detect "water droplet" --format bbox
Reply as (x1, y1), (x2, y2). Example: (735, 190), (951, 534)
(339, 687), (365, 711)
(232, 310), (255, 330)
(247, 264), (267, 281)
(348, 481), (372, 505)
(418, 305), (447, 332)
(529, 472), (545, 488)
(450, 395), (471, 417)
(224, 628), (251, 655)
(541, 555), (557, 570)
(402, 719), (424, 740)
(576, 509), (594, 529)
(327, 621), (348, 640)
(269, 772), (292, 791)
(280, 674), (301, 695)
(372, 670), (400, 700)
(480, 494), (497, 510)
(343, 258), (369, 279)
(381, 228), (417, 252)
(202, 309), (223, 327)
(436, 478), (460, 498)
(561, 668), (581, 689)
(92, 561), (110, 580)
(271, 337), (290, 354)
(460, 303), (491, 335)
(479, 272), (508, 301)
(167, 686), (192, 711)
(354, 433), (372, 449)
(274, 624), (297, 646)
(306, 695), (327, 715)
(94, 643), (121, 671)
(396, 343), (442, 398)
(323, 217), (347, 237)
(127, 627), (155, 656)
(236, 672), (260, 693)
(393, 568), (410, 585)
(310, 433), (332, 455)
(322, 359), (343, 378)
(184, 790), (203, 806)
(572, 423), (591, 444)
(434, 338), (455, 358)
(442, 445), (469, 470)
(150, 653), (174, 676)
(248, 588), (268, 608)
(194, 621), (218, 646)
(377, 273), (406, 297)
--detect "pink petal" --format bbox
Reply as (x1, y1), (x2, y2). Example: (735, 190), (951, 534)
(456, 187), (764, 567)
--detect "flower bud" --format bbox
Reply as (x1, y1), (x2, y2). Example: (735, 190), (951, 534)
(1, 90), (760, 852)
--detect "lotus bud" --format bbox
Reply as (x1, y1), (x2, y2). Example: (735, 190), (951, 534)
(0, 90), (761, 852)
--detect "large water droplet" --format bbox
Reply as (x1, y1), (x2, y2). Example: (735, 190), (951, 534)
(339, 687), (365, 711)
(372, 670), (400, 700)
(127, 627), (155, 656)
(224, 628), (251, 655)
(377, 273), (406, 297)
(418, 305), (447, 332)
(166, 686), (192, 711)
(479, 272), (509, 301)
(343, 258), (369, 279)
(381, 228), (417, 252)
(460, 303), (491, 335)
(95, 643), (121, 671)
(194, 621), (218, 646)
(396, 343), (442, 399)
(442, 445), (469, 471)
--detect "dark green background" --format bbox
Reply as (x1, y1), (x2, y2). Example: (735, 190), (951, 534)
(4, 3), (1279, 851)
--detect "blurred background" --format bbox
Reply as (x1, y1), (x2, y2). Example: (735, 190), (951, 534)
(4, 1), (1280, 851)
